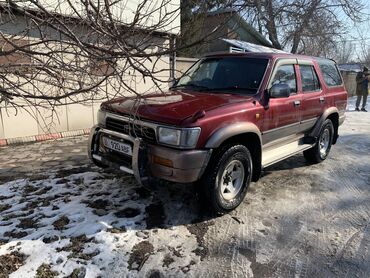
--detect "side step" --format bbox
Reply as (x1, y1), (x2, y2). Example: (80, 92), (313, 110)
(262, 139), (314, 168)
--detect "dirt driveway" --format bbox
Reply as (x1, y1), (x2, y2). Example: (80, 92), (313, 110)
(1, 97), (370, 278)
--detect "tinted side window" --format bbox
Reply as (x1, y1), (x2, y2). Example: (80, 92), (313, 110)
(271, 64), (297, 93)
(318, 61), (343, 87)
(300, 65), (321, 92)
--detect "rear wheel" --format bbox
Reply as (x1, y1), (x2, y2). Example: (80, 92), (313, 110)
(199, 144), (253, 215)
(304, 119), (334, 163)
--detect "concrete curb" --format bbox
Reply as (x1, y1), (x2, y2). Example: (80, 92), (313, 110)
(0, 128), (91, 147)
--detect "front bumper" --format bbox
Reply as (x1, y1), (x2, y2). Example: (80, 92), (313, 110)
(88, 125), (212, 184)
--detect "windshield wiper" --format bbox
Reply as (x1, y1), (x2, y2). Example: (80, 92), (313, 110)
(171, 83), (210, 90)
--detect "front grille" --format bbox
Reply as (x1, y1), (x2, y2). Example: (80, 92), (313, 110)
(103, 151), (132, 169)
(98, 134), (133, 168)
(105, 117), (156, 143)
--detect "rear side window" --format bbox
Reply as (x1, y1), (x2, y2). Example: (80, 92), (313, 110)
(318, 60), (343, 87)
(300, 65), (320, 92)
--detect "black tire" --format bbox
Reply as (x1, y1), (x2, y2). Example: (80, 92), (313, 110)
(199, 144), (253, 215)
(141, 176), (160, 188)
(304, 119), (334, 163)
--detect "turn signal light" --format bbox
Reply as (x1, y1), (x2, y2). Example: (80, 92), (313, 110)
(152, 155), (173, 167)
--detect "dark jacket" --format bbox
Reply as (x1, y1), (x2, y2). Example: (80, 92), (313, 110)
(356, 72), (369, 96)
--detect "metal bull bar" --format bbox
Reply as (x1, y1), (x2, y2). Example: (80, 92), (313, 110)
(88, 126), (148, 186)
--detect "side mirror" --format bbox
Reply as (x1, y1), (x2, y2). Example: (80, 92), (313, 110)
(269, 83), (291, 98)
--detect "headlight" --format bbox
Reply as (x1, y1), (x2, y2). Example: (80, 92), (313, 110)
(97, 109), (106, 126)
(158, 127), (181, 146)
(157, 127), (201, 148)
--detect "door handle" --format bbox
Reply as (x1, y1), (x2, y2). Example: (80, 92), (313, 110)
(319, 97), (325, 103)
(293, 100), (301, 107)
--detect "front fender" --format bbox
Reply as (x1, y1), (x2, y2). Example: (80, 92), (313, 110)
(205, 122), (262, 148)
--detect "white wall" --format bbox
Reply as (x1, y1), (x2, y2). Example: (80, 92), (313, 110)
(0, 71), (170, 139)
(11, 0), (181, 35)
(175, 57), (198, 78)
(0, 8), (174, 140)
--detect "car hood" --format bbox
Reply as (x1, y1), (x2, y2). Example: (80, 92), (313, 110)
(101, 90), (254, 125)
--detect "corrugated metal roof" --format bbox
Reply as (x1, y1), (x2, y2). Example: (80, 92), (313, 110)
(222, 39), (288, 54)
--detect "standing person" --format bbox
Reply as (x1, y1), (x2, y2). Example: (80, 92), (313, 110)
(355, 66), (369, 112)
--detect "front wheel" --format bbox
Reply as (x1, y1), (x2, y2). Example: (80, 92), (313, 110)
(304, 119), (334, 163)
(199, 144), (253, 215)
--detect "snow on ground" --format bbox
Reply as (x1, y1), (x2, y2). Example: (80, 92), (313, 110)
(340, 97), (370, 152)
(0, 167), (202, 277)
(1, 96), (370, 277)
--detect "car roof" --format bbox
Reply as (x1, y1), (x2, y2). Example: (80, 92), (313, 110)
(204, 52), (336, 63)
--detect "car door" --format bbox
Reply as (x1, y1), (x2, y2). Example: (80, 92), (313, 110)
(261, 59), (303, 145)
(298, 60), (325, 132)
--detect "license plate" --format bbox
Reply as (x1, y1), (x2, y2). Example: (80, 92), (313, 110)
(103, 137), (132, 156)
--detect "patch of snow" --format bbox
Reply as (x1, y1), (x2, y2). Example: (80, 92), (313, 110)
(0, 170), (200, 277)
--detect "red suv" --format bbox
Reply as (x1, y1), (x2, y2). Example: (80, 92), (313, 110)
(88, 53), (347, 214)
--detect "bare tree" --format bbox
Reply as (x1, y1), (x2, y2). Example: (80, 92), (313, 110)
(360, 47), (370, 65)
(242, 0), (364, 54)
(0, 0), (236, 121)
(178, 0), (233, 57)
(352, 19), (370, 65)
(2, 0), (364, 121)
(330, 41), (355, 64)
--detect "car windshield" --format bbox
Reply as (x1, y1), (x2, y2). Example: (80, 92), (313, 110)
(173, 57), (269, 93)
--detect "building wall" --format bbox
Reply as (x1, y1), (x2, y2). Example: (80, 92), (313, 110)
(0, 14), (172, 140)
(0, 56), (195, 140)
(15, 0), (181, 35)
(0, 57), (196, 140)
(0, 73), (170, 139)
(175, 57), (198, 78)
